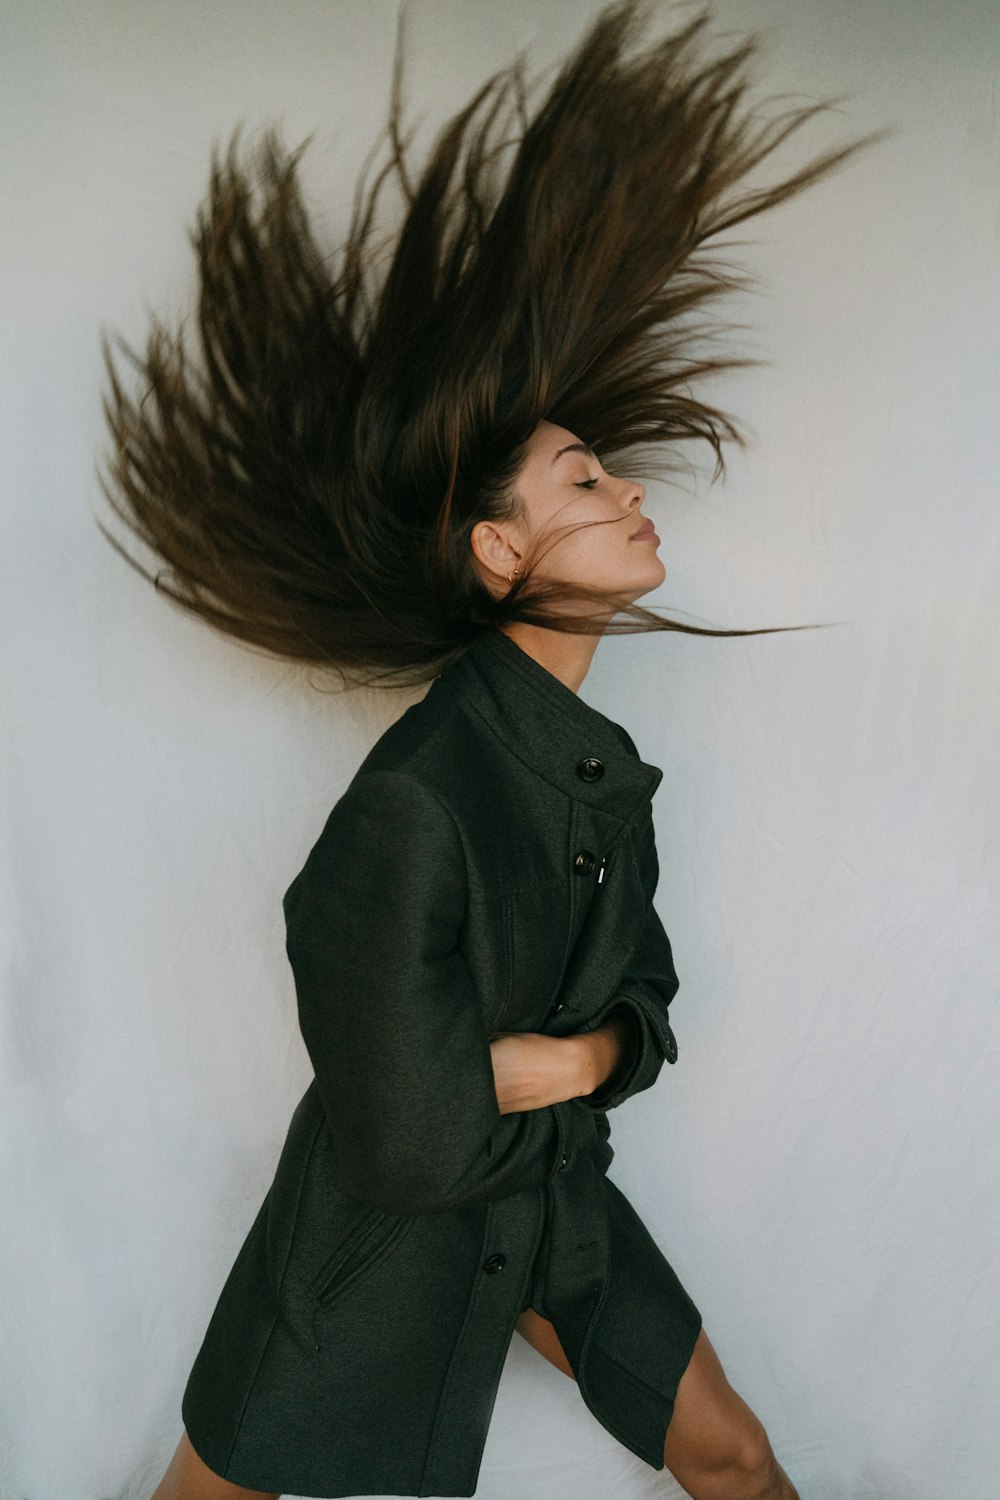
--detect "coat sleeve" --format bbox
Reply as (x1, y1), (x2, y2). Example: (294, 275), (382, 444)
(282, 767), (605, 1215)
(574, 799), (681, 1113)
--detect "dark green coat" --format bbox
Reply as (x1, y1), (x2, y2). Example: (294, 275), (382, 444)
(181, 627), (701, 1497)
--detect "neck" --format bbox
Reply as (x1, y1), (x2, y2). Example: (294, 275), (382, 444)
(498, 622), (602, 696)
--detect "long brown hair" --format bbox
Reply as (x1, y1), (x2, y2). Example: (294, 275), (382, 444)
(94, 0), (888, 689)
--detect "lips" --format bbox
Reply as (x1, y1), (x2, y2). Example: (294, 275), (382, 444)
(630, 518), (657, 540)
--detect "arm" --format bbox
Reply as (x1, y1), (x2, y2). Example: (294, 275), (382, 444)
(488, 1011), (641, 1113)
(489, 787), (678, 1115)
(282, 768), (605, 1215)
(573, 1009), (640, 1102)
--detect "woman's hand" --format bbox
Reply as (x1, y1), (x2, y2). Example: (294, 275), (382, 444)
(488, 1031), (588, 1114)
(488, 1014), (632, 1114)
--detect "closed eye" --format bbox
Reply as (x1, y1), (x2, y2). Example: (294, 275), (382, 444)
(575, 478), (600, 490)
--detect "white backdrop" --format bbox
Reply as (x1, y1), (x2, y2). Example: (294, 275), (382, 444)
(2, 2), (998, 1497)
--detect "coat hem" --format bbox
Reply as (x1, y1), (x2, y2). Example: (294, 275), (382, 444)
(578, 1306), (704, 1470)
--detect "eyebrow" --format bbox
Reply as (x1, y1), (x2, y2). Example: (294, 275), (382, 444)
(551, 442), (597, 465)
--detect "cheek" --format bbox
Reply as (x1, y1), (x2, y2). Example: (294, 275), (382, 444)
(532, 501), (633, 581)
(548, 526), (613, 582)
(580, 514), (636, 578)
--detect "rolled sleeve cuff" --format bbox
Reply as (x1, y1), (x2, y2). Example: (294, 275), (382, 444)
(575, 993), (678, 1112)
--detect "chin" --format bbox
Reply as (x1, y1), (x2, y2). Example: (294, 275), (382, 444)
(632, 558), (667, 595)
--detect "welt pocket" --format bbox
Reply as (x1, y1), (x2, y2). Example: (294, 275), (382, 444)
(311, 1208), (413, 1309)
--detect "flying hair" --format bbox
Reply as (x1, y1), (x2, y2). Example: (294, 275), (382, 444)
(94, 0), (889, 689)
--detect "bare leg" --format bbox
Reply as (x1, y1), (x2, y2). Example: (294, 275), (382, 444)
(149, 1427), (280, 1500)
(662, 1328), (799, 1499)
(514, 1309), (799, 1500)
(513, 1305), (576, 1378)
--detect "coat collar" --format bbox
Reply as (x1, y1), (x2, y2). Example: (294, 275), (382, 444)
(436, 628), (663, 825)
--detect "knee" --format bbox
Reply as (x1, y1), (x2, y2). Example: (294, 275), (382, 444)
(679, 1415), (781, 1500)
(731, 1420), (781, 1494)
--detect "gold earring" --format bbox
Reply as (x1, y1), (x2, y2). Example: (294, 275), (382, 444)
(506, 566), (520, 582)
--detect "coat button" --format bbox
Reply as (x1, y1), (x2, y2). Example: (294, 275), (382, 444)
(573, 849), (596, 875)
(664, 1024), (678, 1064)
(559, 1152), (568, 1170)
(552, 1000), (565, 1014)
(577, 757), (604, 782)
(483, 1253), (506, 1274)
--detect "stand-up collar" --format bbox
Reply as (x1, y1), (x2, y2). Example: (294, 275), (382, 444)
(436, 628), (663, 825)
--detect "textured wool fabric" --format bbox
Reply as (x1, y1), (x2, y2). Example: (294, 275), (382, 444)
(180, 627), (701, 1496)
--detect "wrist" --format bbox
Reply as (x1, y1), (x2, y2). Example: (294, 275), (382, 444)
(572, 1019), (627, 1098)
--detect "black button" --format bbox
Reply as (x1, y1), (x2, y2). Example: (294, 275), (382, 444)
(552, 1000), (565, 1014)
(483, 1253), (506, 1274)
(559, 1152), (568, 1170)
(577, 757), (604, 782)
(573, 850), (596, 875)
(664, 1025), (678, 1065)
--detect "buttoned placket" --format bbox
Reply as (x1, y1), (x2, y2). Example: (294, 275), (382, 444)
(413, 631), (678, 1492)
(437, 629), (670, 1163)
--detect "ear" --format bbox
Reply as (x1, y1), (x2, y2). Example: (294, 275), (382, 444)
(470, 517), (522, 585)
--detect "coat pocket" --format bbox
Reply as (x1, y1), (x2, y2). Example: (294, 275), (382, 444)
(310, 1207), (414, 1311)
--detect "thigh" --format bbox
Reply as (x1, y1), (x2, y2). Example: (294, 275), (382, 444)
(513, 1306), (575, 1379)
(149, 1427), (280, 1500)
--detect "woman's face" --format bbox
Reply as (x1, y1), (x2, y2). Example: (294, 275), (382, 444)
(473, 420), (665, 606)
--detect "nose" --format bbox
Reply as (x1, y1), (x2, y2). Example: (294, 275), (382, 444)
(622, 477), (644, 513)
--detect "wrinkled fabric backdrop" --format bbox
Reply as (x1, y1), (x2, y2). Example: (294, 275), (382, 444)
(2, 1), (997, 1497)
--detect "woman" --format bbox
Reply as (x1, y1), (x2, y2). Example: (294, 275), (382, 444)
(96, 3), (883, 1495)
